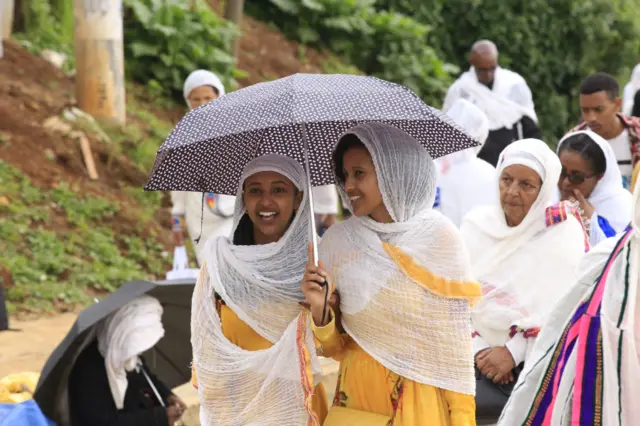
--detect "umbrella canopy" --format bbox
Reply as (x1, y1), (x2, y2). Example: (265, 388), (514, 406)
(145, 73), (477, 194)
(33, 279), (194, 425)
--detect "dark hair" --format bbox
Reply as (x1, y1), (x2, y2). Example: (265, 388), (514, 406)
(579, 72), (619, 101)
(232, 214), (255, 245)
(333, 133), (368, 183)
(558, 133), (607, 176)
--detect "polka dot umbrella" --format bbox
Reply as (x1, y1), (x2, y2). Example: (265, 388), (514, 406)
(145, 73), (477, 194)
(144, 73), (478, 263)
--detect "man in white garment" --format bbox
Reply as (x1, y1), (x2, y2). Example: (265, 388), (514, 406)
(569, 72), (640, 190)
(443, 40), (540, 166)
(171, 70), (236, 266)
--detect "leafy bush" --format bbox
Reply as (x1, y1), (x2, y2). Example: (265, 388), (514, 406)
(377, 0), (640, 143)
(123, 0), (240, 100)
(247, 0), (455, 104)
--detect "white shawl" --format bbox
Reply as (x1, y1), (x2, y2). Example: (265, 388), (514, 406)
(436, 99), (496, 227)
(499, 177), (640, 426)
(96, 295), (165, 410)
(191, 154), (322, 426)
(622, 64), (640, 116)
(443, 67), (537, 131)
(555, 130), (632, 246)
(461, 139), (587, 348)
(320, 123), (481, 395)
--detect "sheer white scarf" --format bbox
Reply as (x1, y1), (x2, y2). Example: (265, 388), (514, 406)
(320, 123), (480, 395)
(436, 99), (496, 227)
(191, 154), (322, 426)
(443, 67), (537, 131)
(96, 295), (164, 409)
(461, 139), (587, 346)
(555, 130), (632, 244)
(499, 172), (640, 426)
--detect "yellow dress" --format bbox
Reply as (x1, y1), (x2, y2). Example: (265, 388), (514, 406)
(191, 303), (329, 424)
(313, 316), (475, 426)
(312, 242), (479, 426)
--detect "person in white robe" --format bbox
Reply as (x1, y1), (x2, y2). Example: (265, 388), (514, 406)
(498, 177), (640, 426)
(555, 130), (632, 247)
(170, 70), (236, 266)
(443, 40), (540, 166)
(461, 139), (588, 388)
(435, 99), (496, 227)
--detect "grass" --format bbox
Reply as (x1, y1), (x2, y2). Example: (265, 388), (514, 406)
(0, 160), (171, 314)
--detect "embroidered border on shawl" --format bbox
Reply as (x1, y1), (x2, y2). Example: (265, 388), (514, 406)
(545, 201), (590, 252)
(382, 242), (482, 304)
(523, 229), (632, 425)
(296, 311), (320, 426)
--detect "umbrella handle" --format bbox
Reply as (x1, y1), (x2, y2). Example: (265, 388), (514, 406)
(301, 123), (319, 267)
(301, 123), (330, 325)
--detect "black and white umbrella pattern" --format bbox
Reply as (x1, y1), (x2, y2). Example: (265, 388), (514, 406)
(145, 73), (478, 194)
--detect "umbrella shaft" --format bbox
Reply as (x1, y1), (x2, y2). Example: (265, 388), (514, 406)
(301, 122), (319, 267)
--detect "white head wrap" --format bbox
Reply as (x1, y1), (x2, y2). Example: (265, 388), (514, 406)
(191, 154), (322, 425)
(96, 296), (164, 409)
(183, 70), (226, 105)
(461, 139), (587, 348)
(321, 123), (480, 395)
(555, 130), (632, 239)
(435, 99), (496, 227)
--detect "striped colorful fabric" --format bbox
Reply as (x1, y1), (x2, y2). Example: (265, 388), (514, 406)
(545, 201), (590, 252)
(523, 229), (633, 425)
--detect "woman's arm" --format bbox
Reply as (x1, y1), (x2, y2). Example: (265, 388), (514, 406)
(311, 309), (347, 361)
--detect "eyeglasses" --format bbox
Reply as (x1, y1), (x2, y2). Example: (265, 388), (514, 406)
(560, 169), (597, 185)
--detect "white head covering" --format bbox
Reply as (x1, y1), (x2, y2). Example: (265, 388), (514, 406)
(322, 123), (480, 395)
(435, 99), (496, 227)
(183, 70), (226, 105)
(555, 130), (632, 236)
(446, 98), (490, 158)
(191, 155), (322, 425)
(96, 296), (164, 409)
(461, 139), (587, 348)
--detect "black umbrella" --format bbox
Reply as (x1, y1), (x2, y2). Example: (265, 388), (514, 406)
(33, 279), (195, 425)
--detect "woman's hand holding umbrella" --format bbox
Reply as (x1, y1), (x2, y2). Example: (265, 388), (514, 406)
(301, 243), (337, 327)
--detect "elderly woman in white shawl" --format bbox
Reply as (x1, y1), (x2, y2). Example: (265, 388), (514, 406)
(555, 130), (632, 246)
(435, 99), (496, 227)
(461, 139), (589, 390)
(499, 172), (640, 426)
(190, 154), (328, 425)
(302, 123), (481, 425)
(170, 70), (236, 266)
(68, 296), (186, 426)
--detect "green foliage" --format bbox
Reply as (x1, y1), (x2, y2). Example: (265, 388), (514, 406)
(246, 0), (455, 104)
(0, 161), (170, 313)
(123, 0), (240, 100)
(376, 0), (640, 143)
(13, 0), (75, 72)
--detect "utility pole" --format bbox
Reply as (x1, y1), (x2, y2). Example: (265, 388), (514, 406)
(1, 0), (14, 38)
(224, 0), (244, 57)
(74, 0), (126, 125)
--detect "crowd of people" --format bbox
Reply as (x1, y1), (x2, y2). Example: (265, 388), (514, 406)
(57, 39), (640, 426)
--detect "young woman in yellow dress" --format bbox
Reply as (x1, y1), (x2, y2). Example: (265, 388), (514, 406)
(191, 154), (328, 425)
(301, 123), (481, 425)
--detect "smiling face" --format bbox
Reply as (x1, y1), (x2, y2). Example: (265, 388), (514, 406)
(242, 171), (302, 244)
(499, 164), (542, 227)
(187, 85), (219, 110)
(340, 145), (393, 223)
